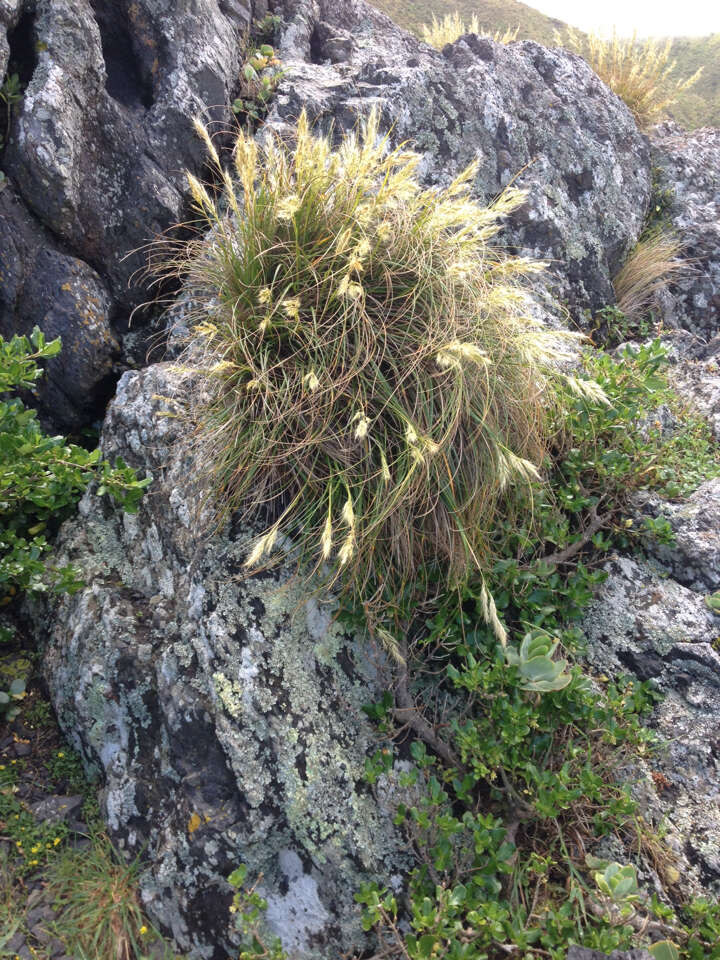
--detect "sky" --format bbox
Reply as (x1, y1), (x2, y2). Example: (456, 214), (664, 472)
(530, 0), (720, 37)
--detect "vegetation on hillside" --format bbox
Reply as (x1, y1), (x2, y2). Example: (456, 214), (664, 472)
(667, 33), (720, 128)
(422, 12), (518, 48)
(374, 0), (563, 46)
(561, 29), (702, 129)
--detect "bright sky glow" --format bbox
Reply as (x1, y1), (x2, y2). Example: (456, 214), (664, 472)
(530, 0), (720, 37)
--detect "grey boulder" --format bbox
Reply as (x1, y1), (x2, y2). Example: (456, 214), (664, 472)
(266, 0), (651, 316)
(0, 185), (119, 429)
(40, 363), (412, 959)
(650, 123), (720, 340)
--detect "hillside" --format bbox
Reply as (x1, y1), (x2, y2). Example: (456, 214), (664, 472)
(668, 34), (720, 128)
(373, 0), (564, 45)
(371, 0), (720, 128)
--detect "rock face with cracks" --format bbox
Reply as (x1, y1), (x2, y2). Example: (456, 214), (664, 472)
(582, 549), (720, 898)
(0, 0), (261, 425)
(650, 123), (720, 340)
(265, 0), (651, 317)
(1, 0), (655, 424)
(40, 364), (412, 959)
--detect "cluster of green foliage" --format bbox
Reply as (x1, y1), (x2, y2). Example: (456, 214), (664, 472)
(226, 342), (720, 958)
(228, 865), (286, 960)
(0, 759), (71, 878)
(232, 15), (283, 125)
(349, 343), (720, 958)
(0, 328), (149, 719)
(0, 328), (148, 600)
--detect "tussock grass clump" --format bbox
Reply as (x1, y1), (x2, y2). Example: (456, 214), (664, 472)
(162, 109), (574, 626)
(562, 28), (702, 129)
(42, 829), (169, 960)
(422, 12), (518, 50)
(613, 231), (687, 322)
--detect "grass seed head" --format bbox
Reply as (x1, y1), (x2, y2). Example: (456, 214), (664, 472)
(166, 106), (571, 626)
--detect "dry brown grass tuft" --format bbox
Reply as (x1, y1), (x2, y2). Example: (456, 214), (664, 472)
(613, 231), (688, 322)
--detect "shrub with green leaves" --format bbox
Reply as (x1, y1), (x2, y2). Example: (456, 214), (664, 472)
(0, 328), (149, 600)
(164, 108), (581, 625)
(345, 341), (720, 960)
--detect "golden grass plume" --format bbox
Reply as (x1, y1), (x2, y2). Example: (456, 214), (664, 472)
(561, 27), (702, 129)
(152, 108), (579, 632)
(422, 12), (518, 50)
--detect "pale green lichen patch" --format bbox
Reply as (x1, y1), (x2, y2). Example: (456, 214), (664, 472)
(40, 365), (413, 960)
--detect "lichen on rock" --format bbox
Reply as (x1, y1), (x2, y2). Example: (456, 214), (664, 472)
(40, 364), (413, 959)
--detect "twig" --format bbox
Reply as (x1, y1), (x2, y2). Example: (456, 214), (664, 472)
(392, 639), (461, 769)
(533, 508), (611, 568)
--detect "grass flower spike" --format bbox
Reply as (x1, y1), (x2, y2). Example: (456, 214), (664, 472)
(161, 107), (572, 626)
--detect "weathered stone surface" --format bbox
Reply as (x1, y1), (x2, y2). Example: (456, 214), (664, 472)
(0, 0), (23, 77)
(650, 123), (720, 339)
(266, 0), (651, 316)
(4, 0), (252, 312)
(661, 330), (720, 441)
(582, 554), (720, 895)
(41, 363), (411, 959)
(0, 0), (260, 425)
(0, 185), (120, 428)
(30, 794), (84, 825)
(632, 478), (720, 594)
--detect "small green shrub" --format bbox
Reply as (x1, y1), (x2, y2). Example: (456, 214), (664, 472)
(349, 340), (720, 959)
(166, 108), (578, 628)
(0, 71), (22, 151)
(0, 676), (24, 722)
(228, 865), (286, 960)
(231, 33), (283, 125)
(0, 328), (149, 601)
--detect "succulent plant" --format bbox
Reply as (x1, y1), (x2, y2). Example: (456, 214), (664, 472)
(593, 862), (639, 901)
(504, 630), (572, 693)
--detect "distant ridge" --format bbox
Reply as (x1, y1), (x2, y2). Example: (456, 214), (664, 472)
(371, 0), (720, 128)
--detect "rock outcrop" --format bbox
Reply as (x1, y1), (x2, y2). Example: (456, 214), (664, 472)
(650, 124), (720, 340)
(267, 0), (651, 316)
(0, 0), (258, 425)
(8, 0), (720, 956)
(1, 0), (654, 424)
(582, 545), (720, 896)
(40, 363), (411, 959)
(0, 186), (119, 428)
